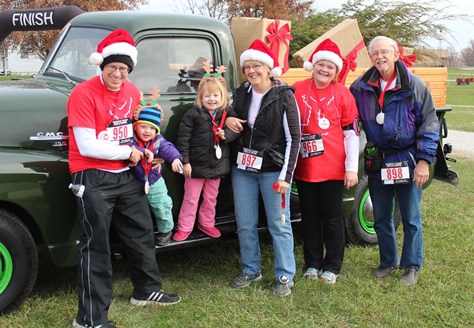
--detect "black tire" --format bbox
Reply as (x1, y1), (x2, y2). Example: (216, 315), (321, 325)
(0, 209), (38, 315)
(344, 175), (401, 246)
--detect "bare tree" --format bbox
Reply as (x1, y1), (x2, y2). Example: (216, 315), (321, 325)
(170, 0), (229, 21)
(446, 46), (461, 68)
(460, 40), (474, 67)
(172, 0), (313, 23)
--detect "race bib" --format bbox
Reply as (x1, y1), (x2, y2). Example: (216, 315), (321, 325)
(105, 118), (133, 145)
(381, 161), (410, 185)
(300, 134), (324, 158)
(237, 148), (263, 172)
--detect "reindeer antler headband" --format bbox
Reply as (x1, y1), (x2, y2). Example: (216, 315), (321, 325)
(134, 85), (163, 120)
(199, 60), (228, 89)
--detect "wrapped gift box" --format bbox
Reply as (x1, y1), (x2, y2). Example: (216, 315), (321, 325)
(293, 19), (371, 69)
(231, 17), (292, 84)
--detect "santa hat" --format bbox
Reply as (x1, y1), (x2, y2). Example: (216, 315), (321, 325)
(90, 28), (138, 73)
(303, 38), (343, 73)
(240, 39), (282, 77)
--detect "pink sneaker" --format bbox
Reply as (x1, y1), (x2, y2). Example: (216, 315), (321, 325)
(172, 230), (191, 241)
(197, 225), (221, 238)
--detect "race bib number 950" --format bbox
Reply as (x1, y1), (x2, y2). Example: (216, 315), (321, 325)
(106, 118), (133, 145)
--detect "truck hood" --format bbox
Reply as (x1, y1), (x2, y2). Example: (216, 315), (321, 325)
(0, 78), (72, 149)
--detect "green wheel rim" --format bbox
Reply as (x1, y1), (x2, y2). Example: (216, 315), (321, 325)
(358, 190), (375, 234)
(0, 242), (13, 294)
(358, 191), (397, 235)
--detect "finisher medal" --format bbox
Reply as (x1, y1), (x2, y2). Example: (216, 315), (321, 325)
(318, 117), (330, 130)
(144, 180), (150, 194)
(376, 112), (385, 125)
(215, 144), (222, 159)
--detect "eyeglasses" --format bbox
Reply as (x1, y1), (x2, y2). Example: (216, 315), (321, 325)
(242, 64), (263, 71)
(105, 65), (130, 74)
(370, 49), (391, 57)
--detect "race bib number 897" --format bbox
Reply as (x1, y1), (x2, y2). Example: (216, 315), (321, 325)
(237, 148), (263, 172)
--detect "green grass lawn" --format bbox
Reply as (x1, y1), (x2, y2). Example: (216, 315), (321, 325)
(1, 162), (472, 327)
(0, 74), (30, 81)
(445, 68), (474, 133)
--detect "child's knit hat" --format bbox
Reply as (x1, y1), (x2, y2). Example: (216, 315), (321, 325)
(134, 106), (162, 133)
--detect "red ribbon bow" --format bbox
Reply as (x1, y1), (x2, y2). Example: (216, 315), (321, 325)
(266, 20), (293, 73)
(273, 182), (286, 210)
(338, 39), (366, 85)
(397, 44), (417, 67)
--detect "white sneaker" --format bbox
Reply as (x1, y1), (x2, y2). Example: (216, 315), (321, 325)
(303, 267), (320, 280)
(320, 271), (339, 284)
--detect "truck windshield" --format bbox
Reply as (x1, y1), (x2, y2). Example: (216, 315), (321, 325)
(45, 27), (109, 81)
(130, 37), (213, 94)
(44, 26), (214, 94)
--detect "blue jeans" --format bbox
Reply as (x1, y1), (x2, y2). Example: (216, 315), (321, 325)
(231, 166), (296, 280)
(368, 178), (423, 271)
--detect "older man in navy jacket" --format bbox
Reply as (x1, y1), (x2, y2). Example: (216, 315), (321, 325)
(350, 36), (439, 286)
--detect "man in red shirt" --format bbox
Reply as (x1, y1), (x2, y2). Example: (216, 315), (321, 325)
(67, 29), (180, 328)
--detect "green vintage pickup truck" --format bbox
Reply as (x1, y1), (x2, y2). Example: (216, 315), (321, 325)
(0, 7), (458, 315)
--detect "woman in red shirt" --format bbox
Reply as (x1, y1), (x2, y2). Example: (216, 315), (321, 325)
(293, 39), (360, 284)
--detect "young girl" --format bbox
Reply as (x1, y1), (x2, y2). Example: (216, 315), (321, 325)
(173, 75), (232, 241)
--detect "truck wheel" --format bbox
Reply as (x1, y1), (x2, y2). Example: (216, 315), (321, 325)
(344, 175), (401, 246)
(0, 209), (38, 315)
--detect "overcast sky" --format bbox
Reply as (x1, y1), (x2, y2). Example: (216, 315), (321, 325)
(141, 0), (474, 52)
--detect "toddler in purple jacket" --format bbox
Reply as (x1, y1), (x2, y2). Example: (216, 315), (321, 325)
(130, 105), (183, 246)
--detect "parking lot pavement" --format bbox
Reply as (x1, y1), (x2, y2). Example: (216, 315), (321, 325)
(445, 130), (474, 159)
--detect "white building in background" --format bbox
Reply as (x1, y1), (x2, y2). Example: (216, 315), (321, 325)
(1, 49), (44, 75)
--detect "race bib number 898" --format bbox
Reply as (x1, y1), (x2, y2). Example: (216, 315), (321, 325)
(381, 161), (410, 185)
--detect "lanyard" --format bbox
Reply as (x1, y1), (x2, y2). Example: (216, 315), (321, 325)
(138, 139), (153, 176)
(301, 80), (334, 133)
(209, 108), (227, 145)
(312, 85), (333, 120)
(378, 71), (396, 109)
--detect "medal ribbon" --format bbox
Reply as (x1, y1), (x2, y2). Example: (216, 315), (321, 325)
(312, 83), (334, 126)
(378, 71), (397, 109)
(138, 139), (153, 176)
(209, 108), (227, 145)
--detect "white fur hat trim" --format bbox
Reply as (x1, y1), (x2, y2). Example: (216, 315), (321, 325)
(304, 50), (343, 72)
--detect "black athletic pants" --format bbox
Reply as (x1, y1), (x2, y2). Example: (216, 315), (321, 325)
(71, 169), (161, 327)
(295, 179), (345, 274)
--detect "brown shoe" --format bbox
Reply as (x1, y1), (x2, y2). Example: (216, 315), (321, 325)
(372, 265), (399, 278)
(400, 268), (419, 286)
